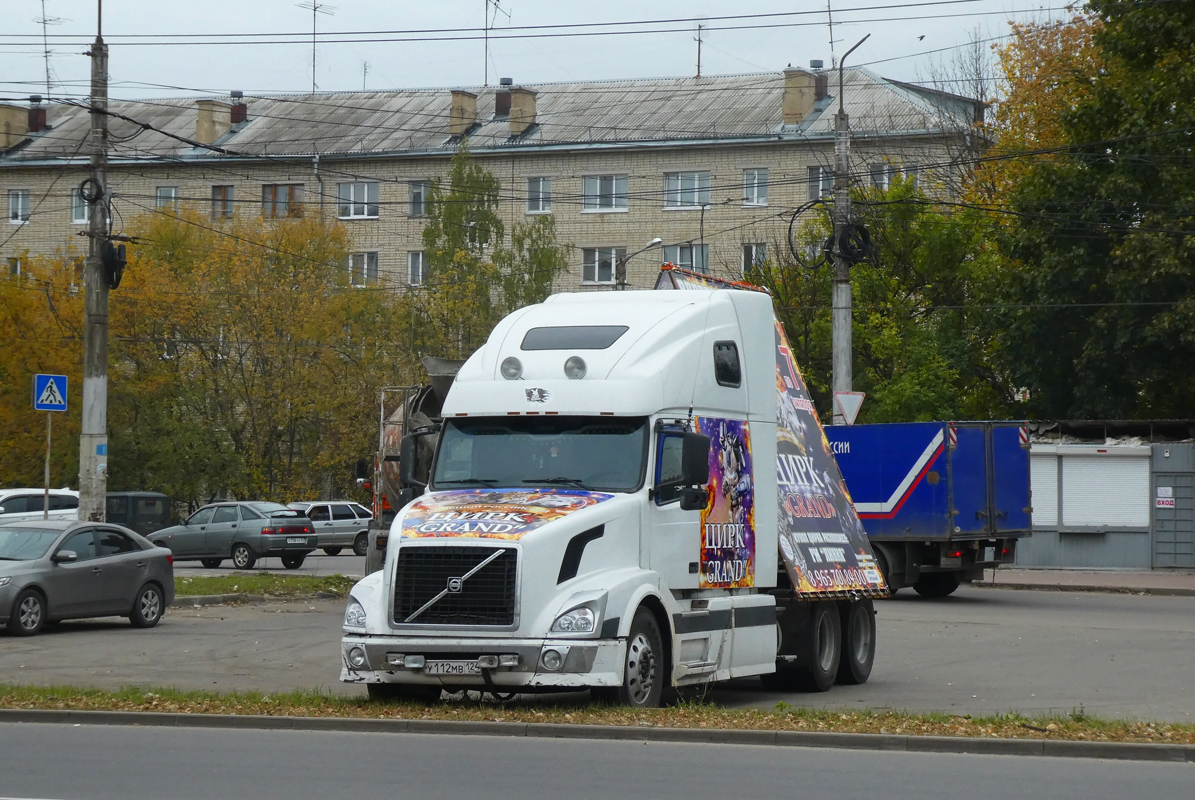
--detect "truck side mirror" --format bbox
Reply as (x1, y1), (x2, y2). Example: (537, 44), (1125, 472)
(399, 427), (438, 490)
(681, 431), (711, 486)
(354, 457), (370, 480)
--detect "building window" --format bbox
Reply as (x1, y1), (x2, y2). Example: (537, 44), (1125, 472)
(71, 189), (88, 224)
(409, 181), (431, 217)
(663, 244), (709, 274)
(211, 185), (234, 220)
(869, 163), (919, 192)
(348, 252), (379, 287)
(743, 169), (768, 206)
(408, 251), (426, 286)
(582, 247), (626, 284)
(808, 166), (834, 199)
(156, 186), (179, 212)
(527, 177), (552, 213)
(338, 181), (379, 219)
(262, 184), (303, 218)
(6, 257), (21, 277)
(582, 175), (628, 212)
(663, 171), (710, 208)
(8, 189), (30, 223)
(742, 243), (767, 272)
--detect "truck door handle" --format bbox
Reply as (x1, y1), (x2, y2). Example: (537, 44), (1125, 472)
(975, 510), (988, 520)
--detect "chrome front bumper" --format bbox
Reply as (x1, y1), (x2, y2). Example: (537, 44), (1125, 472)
(340, 635), (625, 689)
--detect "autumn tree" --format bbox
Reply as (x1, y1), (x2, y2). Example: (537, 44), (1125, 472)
(987, 2), (1195, 418)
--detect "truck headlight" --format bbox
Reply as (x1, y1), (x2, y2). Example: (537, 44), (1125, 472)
(343, 600), (368, 629)
(551, 606), (596, 633)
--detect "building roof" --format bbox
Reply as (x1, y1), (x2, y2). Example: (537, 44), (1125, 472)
(2, 68), (981, 165)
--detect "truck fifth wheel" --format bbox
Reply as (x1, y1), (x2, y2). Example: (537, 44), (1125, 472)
(340, 267), (888, 706)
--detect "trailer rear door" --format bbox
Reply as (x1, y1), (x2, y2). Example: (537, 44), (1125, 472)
(991, 424), (1031, 534)
(949, 423), (990, 535)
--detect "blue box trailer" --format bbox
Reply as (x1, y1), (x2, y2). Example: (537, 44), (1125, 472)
(823, 421), (1032, 597)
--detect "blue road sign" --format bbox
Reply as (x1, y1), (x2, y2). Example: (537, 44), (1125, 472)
(33, 374), (68, 412)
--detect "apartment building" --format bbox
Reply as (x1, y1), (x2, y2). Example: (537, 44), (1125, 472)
(0, 65), (981, 289)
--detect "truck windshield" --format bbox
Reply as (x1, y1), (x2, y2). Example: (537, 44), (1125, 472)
(431, 416), (648, 493)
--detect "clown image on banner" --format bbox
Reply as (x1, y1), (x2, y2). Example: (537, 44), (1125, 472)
(695, 417), (756, 588)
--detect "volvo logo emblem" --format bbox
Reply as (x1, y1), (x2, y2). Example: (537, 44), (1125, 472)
(446, 577), (464, 593)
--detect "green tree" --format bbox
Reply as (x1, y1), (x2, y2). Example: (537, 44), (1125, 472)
(407, 144), (570, 360)
(991, 2), (1195, 418)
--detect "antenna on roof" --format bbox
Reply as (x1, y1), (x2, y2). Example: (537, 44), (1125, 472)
(34, 0), (69, 100)
(484, 0), (511, 87)
(297, 1), (335, 94)
(695, 23), (704, 79)
(826, 0), (840, 68)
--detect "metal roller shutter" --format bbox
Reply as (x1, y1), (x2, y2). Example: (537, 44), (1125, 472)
(1030, 451), (1058, 528)
(1061, 453), (1150, 528)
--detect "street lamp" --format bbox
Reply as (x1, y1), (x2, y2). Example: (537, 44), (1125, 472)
(614, 237), (663, 290)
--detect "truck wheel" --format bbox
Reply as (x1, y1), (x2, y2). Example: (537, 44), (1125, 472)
(913, 573), (960, 598)
(799, 602), (841, 692)
(281, 555), (305, 570)
(836, 600), (875, 685)
(352, 532), (369, 558)
(874, 547), (899, 595)
(231, 544), (256, 570)
(322, 547), (342, 556)
(367, 683), (442, 704)
(606, 608), (665, 708)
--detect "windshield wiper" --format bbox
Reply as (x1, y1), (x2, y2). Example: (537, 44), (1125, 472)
(436, 478), (500, 486)
(523, 477), (587, 487)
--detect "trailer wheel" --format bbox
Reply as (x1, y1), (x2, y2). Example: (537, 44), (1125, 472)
(913, 572), (960, 598)
(799, 601), (841, 692)
(836, 599), (875, 685)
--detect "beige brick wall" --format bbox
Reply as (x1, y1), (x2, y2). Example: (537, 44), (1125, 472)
(2, 135), (960, 289)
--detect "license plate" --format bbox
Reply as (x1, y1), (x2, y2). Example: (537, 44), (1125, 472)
(286, 537), (307, 544)
(424, 660), (481, 676)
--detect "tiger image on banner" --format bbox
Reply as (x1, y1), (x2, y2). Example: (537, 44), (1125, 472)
(695, 417), (755, 588)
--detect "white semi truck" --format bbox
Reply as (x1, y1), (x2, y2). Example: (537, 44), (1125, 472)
(341, 268), (888, 706)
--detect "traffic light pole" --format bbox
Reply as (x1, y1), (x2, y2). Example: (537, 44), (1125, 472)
(79, 14), (109, 522)
(830, 34), (868, 426)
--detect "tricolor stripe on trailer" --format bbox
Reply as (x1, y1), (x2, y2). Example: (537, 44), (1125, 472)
(853, 429), (945, 519)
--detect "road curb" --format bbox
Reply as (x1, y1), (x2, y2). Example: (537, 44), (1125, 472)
(973, 582), (1195, 597)
(0, 708), (1190, 762)
(176, 592), (344, 607)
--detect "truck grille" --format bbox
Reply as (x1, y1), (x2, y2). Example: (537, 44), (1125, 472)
(393, 546), (517, 626)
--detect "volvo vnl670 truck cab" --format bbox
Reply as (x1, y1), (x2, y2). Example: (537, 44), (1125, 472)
(342, 272), (887, 706)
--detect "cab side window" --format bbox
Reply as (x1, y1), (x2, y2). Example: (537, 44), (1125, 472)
(713, 341), (741, 388)
(59, 530), (97, 561)
(654, 433), (687, 506)
(97, 529), (140, 556)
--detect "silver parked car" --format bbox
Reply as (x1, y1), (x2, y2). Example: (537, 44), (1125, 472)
(287, 501), (372, 556)
(147, 501), (317, 570)
(0, 519), (175, 636)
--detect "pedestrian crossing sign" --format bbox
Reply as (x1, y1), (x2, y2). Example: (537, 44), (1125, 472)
(33, 373), (68, 412)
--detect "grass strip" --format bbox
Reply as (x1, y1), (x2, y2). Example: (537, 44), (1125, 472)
(1, 684), (1191, 745)
(173, 573), (355, 599)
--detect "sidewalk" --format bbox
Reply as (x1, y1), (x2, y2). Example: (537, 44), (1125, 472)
(974, 568), (1195, 596)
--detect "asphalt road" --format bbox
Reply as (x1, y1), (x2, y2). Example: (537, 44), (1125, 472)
(1, 723), (1191, 800)
(3, 587), (1193, 721)
(173, 551), (367, 578)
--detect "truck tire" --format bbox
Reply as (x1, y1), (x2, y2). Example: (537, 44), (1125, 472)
(366, 683), (442, 705)
(836, 599), (875, 685)
(874, 546), (899, 595)
(913, 572), (960, 598)
(601, 608), (665, 708)
(800, 601), (841, 692)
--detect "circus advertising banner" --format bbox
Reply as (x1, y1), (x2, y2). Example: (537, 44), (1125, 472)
(774, 320), (888, 597)
(399, 489), (613, 541)
(695, 417), (756, 589)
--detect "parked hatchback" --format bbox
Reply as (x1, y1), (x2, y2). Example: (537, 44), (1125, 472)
(147, 501), (316, 570)
(287, 501), (372, 556)
(0, 519), (174, 636)
(0, 488), (79, 523)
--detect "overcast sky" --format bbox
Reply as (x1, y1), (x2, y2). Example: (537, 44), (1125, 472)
(1, 0), (1068, 101)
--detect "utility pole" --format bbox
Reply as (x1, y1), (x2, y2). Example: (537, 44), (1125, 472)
(79, 2), (109, 521)
(830, 34), (868, 426)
